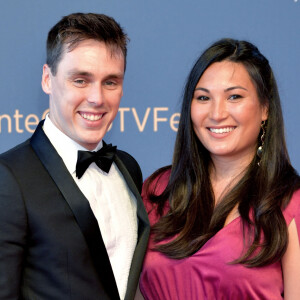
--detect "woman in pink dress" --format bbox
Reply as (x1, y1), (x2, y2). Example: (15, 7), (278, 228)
(139, 39), (300, 300)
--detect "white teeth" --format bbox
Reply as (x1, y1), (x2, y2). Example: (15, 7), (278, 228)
(209, 127), (234, 134)
(81, 113), (102, 121)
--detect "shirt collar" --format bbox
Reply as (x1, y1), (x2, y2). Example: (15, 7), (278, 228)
(42, 114), (103, 174)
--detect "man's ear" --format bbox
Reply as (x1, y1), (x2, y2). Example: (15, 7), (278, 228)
(41, 64), (52, 95)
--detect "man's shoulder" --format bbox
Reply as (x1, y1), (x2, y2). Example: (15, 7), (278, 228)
(116, 148), (138, 164)
(115, 148), (143, 193)
(0, 139), (31, 162)
(0, 126), (45, 170)
(0, 120), (45, 161)
(116, 149), (141, 173)
(0, 139), (35, 182)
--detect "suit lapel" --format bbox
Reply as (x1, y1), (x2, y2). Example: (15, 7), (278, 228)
(30, 122), (120, 300)
(114, 155), (150, 300)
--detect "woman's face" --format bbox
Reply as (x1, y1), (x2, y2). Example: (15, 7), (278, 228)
(191, 61), (268, 163)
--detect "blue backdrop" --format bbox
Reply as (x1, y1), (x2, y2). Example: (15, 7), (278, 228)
(0, 0), (299, 178)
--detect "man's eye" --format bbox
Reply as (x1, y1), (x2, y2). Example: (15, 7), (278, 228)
(104, 80), (118, 89)
(105, 81), (116, 86)
(74, 79), (86, 85)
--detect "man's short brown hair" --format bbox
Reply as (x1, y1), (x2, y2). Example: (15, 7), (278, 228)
(46, 13), (129, 75)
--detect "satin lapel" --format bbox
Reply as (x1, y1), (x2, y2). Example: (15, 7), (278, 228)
(30, 122), (120, 300)
(114, 155), (150, 300)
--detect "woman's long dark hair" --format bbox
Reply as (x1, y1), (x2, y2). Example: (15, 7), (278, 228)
(146, 38), (300, 267)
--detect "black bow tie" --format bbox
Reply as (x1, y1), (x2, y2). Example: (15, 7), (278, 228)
(76, 143), (117, 179)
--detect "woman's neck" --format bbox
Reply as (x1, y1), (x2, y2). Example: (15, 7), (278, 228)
(210, 151), (255, 203)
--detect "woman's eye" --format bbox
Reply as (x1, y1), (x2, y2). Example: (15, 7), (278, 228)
(228, 94), (242, 100)
(197, 96), (209, 101)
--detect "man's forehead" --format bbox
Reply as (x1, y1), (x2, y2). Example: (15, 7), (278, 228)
(55, 40), (125, 73)
(66, 68), (123, 77)
(62, 39), (124, 58)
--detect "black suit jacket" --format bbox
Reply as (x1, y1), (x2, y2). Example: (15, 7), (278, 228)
(0, 121), (150, 300)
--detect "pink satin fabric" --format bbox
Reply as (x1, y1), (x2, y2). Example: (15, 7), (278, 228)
(140, 170), (300, 300)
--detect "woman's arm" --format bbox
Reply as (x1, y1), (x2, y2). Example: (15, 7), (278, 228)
(282, 218), (300, 300)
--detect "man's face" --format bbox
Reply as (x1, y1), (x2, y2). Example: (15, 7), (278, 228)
(42, 39), (124, 150)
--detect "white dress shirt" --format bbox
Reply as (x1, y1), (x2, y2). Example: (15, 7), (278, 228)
(43, 115), (138, 300)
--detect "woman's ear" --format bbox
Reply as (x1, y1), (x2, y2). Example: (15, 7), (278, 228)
(261, 101), (269, 121)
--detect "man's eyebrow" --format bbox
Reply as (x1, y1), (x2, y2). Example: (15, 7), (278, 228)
(67, 70), (93, 77)
(105, 72), (124, 79)
(67, 70), (124, 79)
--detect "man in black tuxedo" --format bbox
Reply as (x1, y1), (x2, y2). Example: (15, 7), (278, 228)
(0, 13), (149, 300)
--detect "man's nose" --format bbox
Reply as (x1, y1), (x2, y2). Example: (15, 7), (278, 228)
(87, 84), (104, 105)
